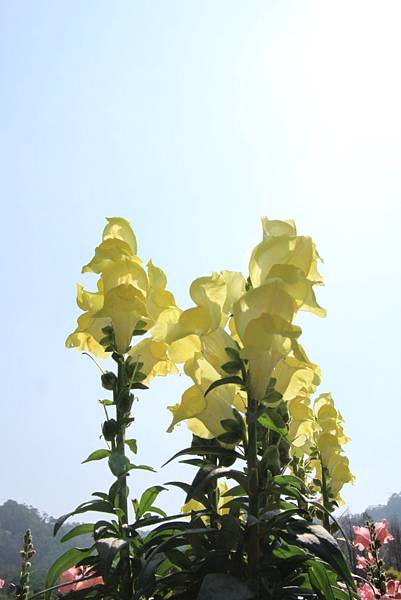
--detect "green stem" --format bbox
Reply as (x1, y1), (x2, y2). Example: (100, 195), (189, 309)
(246, 393), (260, 580)
(116, 361), (128, 527)
(115, 359), (131, 600)
(319, 454), (331, 531)
(207, 453), (219, 528)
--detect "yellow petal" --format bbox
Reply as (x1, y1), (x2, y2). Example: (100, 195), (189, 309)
(201, 327), (239, 375)
(288, 395), (314, 421)
(169, 335), (201, 363)
(187, 418), (215, 439)
(66, 313), (110, 358)
(274, 356), (321, 401)
(194, 385), (237, 438)
(103, 217), (137, 254)
(233, 283), (297, 347)
(178, 306), (212, 336)
(76, 283), (104, 313)
(245, 337), (291, 401)
(189, 274), (226, 331)
(128, 338), (178, 383)
(95, 284), (148, 353)
(146, 260), (176, 320)
(249, 217), (323, 288)
(261, 216), (296, 238)
(184, 352), (221, 391)
(266, 264), (326, 317)
(167, 386), (206, 432)
(82, 238), (135, 274)
(181, 497), (205, 514)
(100, 259), (148, 296)
(220, 271), (247, 315)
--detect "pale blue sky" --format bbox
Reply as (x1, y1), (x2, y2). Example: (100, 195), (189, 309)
(1, 1), (401, 520)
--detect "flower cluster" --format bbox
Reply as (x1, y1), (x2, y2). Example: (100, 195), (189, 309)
(353, 520), (397, 599)
(167, 217), (328, 434)
(66, 217), (197, 380)
(165, 218), (352, 497)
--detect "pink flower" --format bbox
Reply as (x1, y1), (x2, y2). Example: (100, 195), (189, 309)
(59, 567), (103, 595)
(375, 520), (394, 546)
(386, 579), (401, 598)
(358, 583), (376, 600)
(353, 526), (372, 551)
(356, 554), (370, 570)
(0, 579), (4, 589)
(387, 580), (399, 595)
(75, 571), (103, 591)
(59, 568), (82, 594)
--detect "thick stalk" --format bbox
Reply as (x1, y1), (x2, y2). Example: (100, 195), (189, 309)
(116, 360), (128, 526)
(115, 360), (131, 599)
(246, 393), (260, 579)
(319, 454), (331, 531)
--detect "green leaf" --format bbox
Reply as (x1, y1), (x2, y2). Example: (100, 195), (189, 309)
(135, 486), (166, 520)
(186, 465), (248, 502)
(221, 361), (242, 374)
(60, 523), (94, 543)
(134, 371), (147, 382)
(131, 382), (149, 390)
(54, 500), (114, 535)
(273, 474), (305, 490)
(98, 399), (114, 406)
(164, 547), (192, 570)
(225, 347), (241, 361)
(198, 574), (254, 600)
(258, 413), (289, 440)
(44, 547), (94, 600)
(163, 445), (243, 467)
(220, 418), (242, 433)
(108, 452), (131, 477)
(125, 439), (138, 454)
(96, 537), (128, 574)
(132, 329), (147, 336)
(309, 561), (336, 600)
(217, 431), (242, 444)
(286, 521), (355, 591)
(129, 463), (156, 472)
(82, 449), (110, 464)
(204, 376), (243, 396)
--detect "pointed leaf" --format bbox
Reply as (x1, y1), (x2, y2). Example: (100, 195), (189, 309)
(205, 376), (243, 397)
(136, 486), (166, 520)
(258, 413), (289, 440)
(309, 561), (336, 600)
(125, 439), (138, 454)
(54, 500), (114, 536)
(82, 449), (110, 464)
(60, 523), (94, 543)
(163, 445), (243, 467)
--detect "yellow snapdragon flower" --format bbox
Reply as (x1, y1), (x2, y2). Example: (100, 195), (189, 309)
(67, 218), (178, 358)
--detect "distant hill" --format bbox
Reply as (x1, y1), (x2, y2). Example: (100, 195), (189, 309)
(365, 493), (401, 523)
(0, 500), (92, 592)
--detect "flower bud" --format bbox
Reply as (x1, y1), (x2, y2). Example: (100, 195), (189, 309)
(101, 371), (117, 390)
(102, 419), (119, 441)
